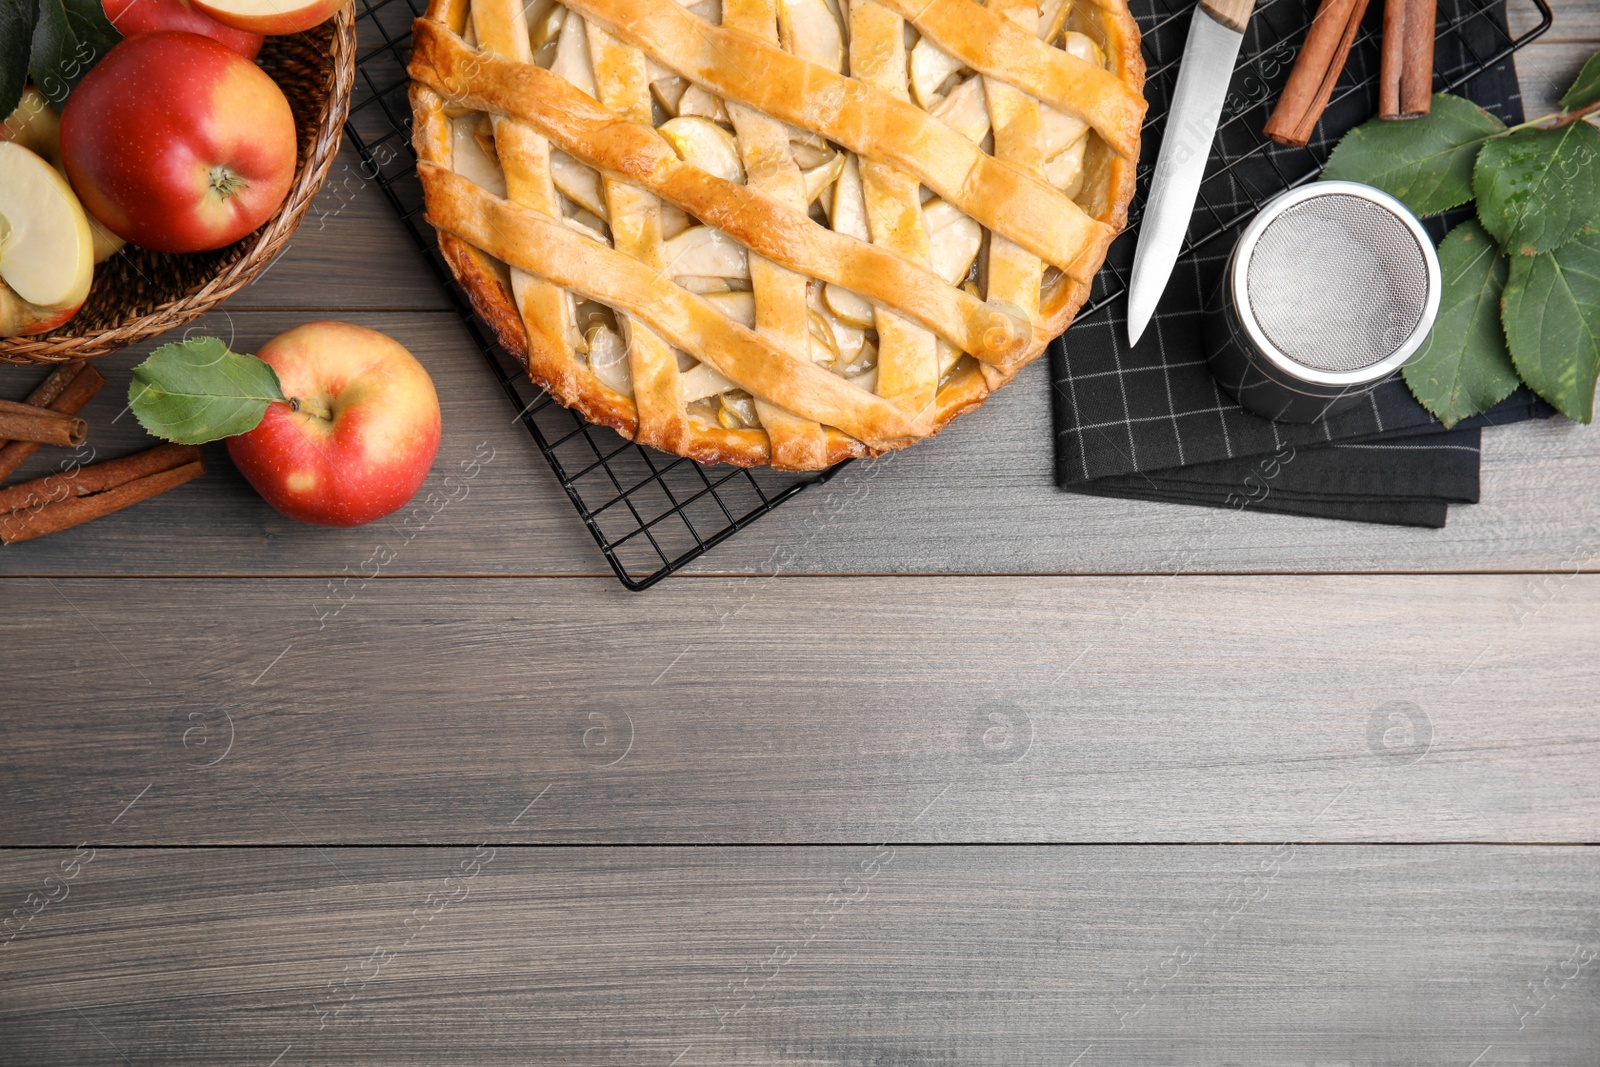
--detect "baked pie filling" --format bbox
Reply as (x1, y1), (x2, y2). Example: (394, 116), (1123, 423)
(410, 0), (1144, 468)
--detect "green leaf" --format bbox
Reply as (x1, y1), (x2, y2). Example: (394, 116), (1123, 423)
(1321, 94), (1505, 216)
(129, 337), (288, 444)
(1474, 122), (1600, 256)
(1502, 229), (1600, 422)
(28, 0), (120, 108)
(1402, 221), (1521, 428)
(1559, 50), (1600, 112)
(0, 0), (36, 121)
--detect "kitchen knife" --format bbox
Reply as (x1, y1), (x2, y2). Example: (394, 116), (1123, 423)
(1126, 0), (1257, 347)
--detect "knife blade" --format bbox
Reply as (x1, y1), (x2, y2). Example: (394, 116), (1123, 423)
(1126, 0), (1255, 347)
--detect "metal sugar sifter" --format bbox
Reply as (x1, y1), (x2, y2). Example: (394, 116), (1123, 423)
(1205, 181), (1442, 423)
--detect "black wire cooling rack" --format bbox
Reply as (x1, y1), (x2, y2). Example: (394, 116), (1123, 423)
(342, 0), (1550, 590)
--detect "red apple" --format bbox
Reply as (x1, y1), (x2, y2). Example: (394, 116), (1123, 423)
(103, 0), (264, 59)
(226, 322), (442, 527)
(58, 32), (297, 254)
(191, 0), (346, 35)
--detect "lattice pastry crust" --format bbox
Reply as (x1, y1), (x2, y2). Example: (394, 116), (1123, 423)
(410, 0), (1144, 469)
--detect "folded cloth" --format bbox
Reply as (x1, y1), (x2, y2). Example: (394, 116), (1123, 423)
(1049, 0), (1552, 526)
(1076, 429), (1482, 528)
(1075, 387), (1551, 526)
(1076, 483), (1455, 527)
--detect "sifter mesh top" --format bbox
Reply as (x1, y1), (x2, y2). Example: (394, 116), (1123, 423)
(1243, 194), (1432, 373)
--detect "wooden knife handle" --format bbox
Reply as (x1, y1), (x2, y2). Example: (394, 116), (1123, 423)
(1201, 0), (1257, 32)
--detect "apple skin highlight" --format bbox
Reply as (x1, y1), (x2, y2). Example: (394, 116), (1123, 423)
(226, 322), (442, 527)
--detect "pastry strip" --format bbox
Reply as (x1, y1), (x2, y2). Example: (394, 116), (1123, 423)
(546, 0), (1114, 278)
(723, 0), (828, 469)
(981, 0), (1047, 390)
(585, 21), (692, 455)
(460, 0), (577, 379)
(410, 21), (1034, 363)
(420, 163), (931, 450)
(849, 0), (939, 415)
(873, 0), (1144, 157)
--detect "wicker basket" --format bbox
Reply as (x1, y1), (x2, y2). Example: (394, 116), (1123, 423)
(0, 7), (357, 364)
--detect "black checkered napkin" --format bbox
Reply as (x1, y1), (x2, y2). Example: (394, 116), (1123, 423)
(1049, 0), (1552, 526)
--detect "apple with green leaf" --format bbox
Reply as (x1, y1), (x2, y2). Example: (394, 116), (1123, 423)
(130, 322), (442, 527)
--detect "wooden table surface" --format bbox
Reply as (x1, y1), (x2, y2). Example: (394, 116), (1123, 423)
(3, 5), (1599, 1063)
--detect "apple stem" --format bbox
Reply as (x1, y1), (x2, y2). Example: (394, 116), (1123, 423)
(287, 396), (333, 421)
(208, 166), (250, 200)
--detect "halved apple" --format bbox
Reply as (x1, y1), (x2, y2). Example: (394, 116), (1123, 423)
(190, 0), (346, 34)
(0, 143), (94, 335)
(0, 277), (85, 337)
(5, 88), (126, 263)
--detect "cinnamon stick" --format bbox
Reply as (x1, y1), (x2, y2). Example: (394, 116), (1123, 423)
(0, 443), (203, 544)
(1263, 0), (1375, 147)
(1380, 0), (1436, 118)
(13, 362), (84, 411)
(0, 398), (88, 448)
(0, 362), (106, 482)
(1399, 0), (1437, 118)
(1379, 0), (1408, 118)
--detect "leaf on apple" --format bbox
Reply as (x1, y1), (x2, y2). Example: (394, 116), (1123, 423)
(129, 336), (288, 444)
(29, 0), (121, 108)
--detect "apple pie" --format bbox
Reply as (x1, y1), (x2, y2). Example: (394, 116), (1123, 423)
(409, 0), (1144, 469)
